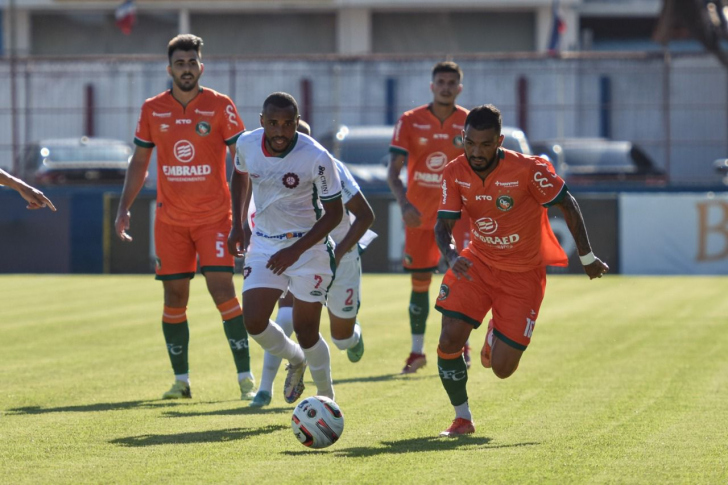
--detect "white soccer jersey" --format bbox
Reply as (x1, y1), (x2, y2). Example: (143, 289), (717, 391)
(235, 129), (342, 254)
(329, 159), (360, 262)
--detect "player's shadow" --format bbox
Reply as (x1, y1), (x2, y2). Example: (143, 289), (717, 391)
(5, 400), (191, 415)
(110, 424), (287, 447)
(162, 405), (290, 418)
(283, 437), (538, 457)
(334, 374), (437, 385)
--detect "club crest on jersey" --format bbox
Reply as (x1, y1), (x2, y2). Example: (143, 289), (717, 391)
(453, 135), (464, 148)
(282, 172), (300, 189)
(404, 254), (413, 266)
(496, 195), (514, 212)
(243, 266), (252, 279)
(155, 257), (162, 270)
(195, 121), (211, 137)
(437, 284), (449, 301)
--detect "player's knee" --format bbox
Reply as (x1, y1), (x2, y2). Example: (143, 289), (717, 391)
(491, 360), (518, 379)
(411, 273), (432, 292)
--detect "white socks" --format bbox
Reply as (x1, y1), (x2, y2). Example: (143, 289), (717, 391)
(258, 307), (294, 394)
(303, 335), (334, 400)
(237, 371), (253, 382)
(411, 334), (425, 354)
(331, 322), (361, 351)
(454, 401), (472, 421)
(174, 373), (190, 384)
(250, 319), (304, 366)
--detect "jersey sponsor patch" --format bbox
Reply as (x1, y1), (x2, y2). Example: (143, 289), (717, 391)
(282, 172), (300, 189)
(173, 140), (195, 163)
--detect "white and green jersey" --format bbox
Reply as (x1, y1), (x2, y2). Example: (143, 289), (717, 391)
(235, 128), (342, 254)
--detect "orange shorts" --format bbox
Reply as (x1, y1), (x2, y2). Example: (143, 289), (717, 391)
(434, 246), (547, 351)
(403, 226), (440, 272)
(154, 216), (234, 280)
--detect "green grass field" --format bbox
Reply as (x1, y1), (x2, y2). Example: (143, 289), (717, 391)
(1, 274), (726, 484)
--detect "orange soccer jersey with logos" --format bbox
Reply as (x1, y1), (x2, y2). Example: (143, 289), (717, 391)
(134, 88), (245, 226)
(438, 149), (569, 272)
(391, 104), (469, 228)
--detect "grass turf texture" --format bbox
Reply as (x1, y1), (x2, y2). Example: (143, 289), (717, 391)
(0, 274), (726, 484)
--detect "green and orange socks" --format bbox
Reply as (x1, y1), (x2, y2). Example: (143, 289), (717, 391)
(218, 298), (251, 373)
(162, 306), (189, 376)
(437, 346), (469, 407)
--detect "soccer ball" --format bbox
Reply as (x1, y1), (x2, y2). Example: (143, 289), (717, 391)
(291, 395), (344, 449)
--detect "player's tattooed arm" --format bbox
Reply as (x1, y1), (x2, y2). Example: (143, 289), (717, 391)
(388, 152), (421, 227)
(435, 218), (472, 280)
(555, 191), (609, 279)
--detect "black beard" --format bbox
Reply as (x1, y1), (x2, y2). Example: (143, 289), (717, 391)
(468, 152), (498, 173)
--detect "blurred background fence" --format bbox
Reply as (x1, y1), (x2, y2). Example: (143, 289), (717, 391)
(1, 51), (726, 186)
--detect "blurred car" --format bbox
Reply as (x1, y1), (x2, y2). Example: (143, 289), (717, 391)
(713, 158), (728, 185)
(20, 137), (133, 185)
(319, 125), (532, 194)
(531, 138), (667, 186)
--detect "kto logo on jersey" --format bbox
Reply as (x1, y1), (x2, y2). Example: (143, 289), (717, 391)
(475, 217), (498, 235)
(426, 152), (448, 172)
(196, 121), (211, 136)
(176, 119), (192, 125)
(496, 195), (514, 212)
(282, 172), (300, 189)
(475, 194), (492, 201)
(437, 284), (449, 301)
(173, 140), (195, 163)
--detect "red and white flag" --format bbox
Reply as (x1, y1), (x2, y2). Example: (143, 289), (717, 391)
(115, 0), (137, 35)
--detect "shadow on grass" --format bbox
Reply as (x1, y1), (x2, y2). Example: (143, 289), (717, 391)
(334, 373), (434, 385)
(162, 406), (290, 418)
(110, 424), (287, 447)
(5, 400), (194, 415)
(283, 436), (539, 457)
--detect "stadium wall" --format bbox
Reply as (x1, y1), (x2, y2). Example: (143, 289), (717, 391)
(0, 53), (726, 186)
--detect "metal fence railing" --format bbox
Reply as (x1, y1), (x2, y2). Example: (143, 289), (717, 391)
(1, 52), (726, 187)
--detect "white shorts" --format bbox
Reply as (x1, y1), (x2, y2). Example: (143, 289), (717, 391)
(242, 246), (334, 304)
(326, 256), (361, 319)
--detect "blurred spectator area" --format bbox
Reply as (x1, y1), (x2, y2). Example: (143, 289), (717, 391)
(0, 51), (726, 188)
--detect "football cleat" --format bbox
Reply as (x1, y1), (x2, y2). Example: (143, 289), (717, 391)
(463, 344), (472, 369)
(283, 361), (307, 404)
(439, 418), (475, 437)
(239, 376), (257, 401)
(481, 319), (494, 368)
(162, 380), (191, 400)
(347, 334), (365, 363)
(248, 390), (272, 408)
(401, 352), (427, 374)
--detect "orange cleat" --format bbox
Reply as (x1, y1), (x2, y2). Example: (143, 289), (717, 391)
(481, 319), (494, 368)
(401, 352), (427, 374)
(439, 417), (475, 437)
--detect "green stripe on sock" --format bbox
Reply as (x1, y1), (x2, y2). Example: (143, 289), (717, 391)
(162, 321), (189, 375)
(409, 291), (429, 335)
(223, 315), (251, 373)
(438, 353), (469, 406)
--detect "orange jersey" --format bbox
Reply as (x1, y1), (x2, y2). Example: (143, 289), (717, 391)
(438, 149), (568, 272)
(391, 104), (468, 227)
(135, 88), (245, 226)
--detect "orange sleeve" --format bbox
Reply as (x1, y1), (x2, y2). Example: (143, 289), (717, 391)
(390, 115), (411, 155)
(527, 157), (567, 207)
(437, 164), (462, 220)
(220, 97), (245, 145)
(133, 103), (154, 148)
